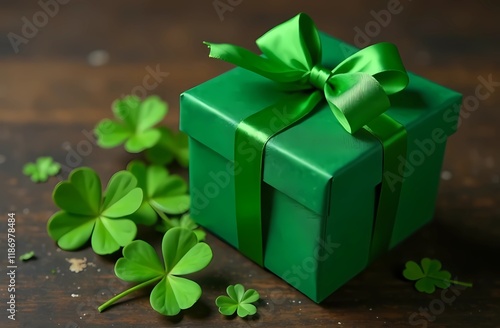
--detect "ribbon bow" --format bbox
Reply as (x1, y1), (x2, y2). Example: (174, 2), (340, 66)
(205, 13), (409, 265)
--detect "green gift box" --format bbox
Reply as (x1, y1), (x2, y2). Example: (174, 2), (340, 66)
(180, 14), (461, 302)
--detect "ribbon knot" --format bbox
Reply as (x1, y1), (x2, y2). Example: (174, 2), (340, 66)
(309, 65), (331, 90)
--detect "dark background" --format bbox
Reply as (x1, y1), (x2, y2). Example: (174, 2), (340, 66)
(0, 1), (499, 327)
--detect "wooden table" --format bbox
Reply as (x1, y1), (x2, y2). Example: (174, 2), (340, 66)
(1, 1), (499, 327)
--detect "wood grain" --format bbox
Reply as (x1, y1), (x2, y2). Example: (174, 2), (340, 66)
(0, 1), (499, 327)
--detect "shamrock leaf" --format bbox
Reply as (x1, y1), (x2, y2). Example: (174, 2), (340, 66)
(47, 167), (143, 255)
(95, 95), (167, 153)
(23, 156), (61, 182)
(19, 251), (35, 261)
(155, 213), (206, 241)
(126, 160), (190, 226)
(145, 127), (189, 167)
(216, 284), (260, 317)
(403, 258), (473, 294)
(98, 227), (213, 316)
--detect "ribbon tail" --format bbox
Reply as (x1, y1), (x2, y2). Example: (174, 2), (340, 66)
(234, 91), (323, 265)
(204, 42), (305, 84)
(364, 113), (407, 261)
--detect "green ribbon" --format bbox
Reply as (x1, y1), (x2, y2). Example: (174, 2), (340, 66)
(205, 13), (409, 265)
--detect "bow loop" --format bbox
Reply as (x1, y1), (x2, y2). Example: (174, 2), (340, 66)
(331, 42), (409, 95)
(256, 13), (322, 73)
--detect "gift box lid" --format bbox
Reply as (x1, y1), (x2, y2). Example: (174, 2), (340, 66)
(180, 33), (461, 215)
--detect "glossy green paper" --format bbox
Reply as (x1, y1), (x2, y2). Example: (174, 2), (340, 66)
(180, 32), (461, 302)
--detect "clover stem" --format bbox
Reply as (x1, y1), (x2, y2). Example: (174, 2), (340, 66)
(98, 276), (162, 313)
(152, 205), (175, 229)
(447, 279), (473, 288)
(428, 273), (474, 289)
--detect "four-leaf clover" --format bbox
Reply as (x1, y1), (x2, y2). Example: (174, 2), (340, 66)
(403, 258), (472, 293)
(95, 95), (167, 153)
(126, 160), (190, 225)
(23, 156), (61, 182)
(98, 227), (213, 316)
(47, 167), (143, 255)
(216, 284), (260, 317)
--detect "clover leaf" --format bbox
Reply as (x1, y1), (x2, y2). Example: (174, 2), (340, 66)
(126, 160), (190, 226)
(47, 167), (143, 255)
(98, 227), (213, 316)
(215, 284), (260, 317)
(155, 213), (206, 242)
(95, 95), (167, 153)
(403, 258), (473, 293)
(23, 156), (61, 182)
(145, 127), (189, 167)
(19, 251), (35, 261)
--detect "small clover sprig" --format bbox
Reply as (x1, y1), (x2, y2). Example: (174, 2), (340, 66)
(95, 95), (189, 166)
(403, 258), (473, 293)
(47, 167), (143, 255)
(98, 227), (213, 316)
(216, 284), (260, 317)
(155, 213), (206, 242)
(95, 95), (167, 153)
(23, 156), (61, 182)
(126, 160), (190, 226)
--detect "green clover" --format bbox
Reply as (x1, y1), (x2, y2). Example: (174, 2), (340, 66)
(23, 156), (61, 182)
(216, 284), (260, 317)
(98, 227), (213, 316)
(155, 213), (206, 242)
(95, 95), (167, 153)
(126, 160), (190, 226)
(403, 258), (473, 293)
(47, 167), (143, 255)
(145, 127), (189, 167)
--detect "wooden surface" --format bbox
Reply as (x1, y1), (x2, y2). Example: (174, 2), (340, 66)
(1, 1), (499, 327)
